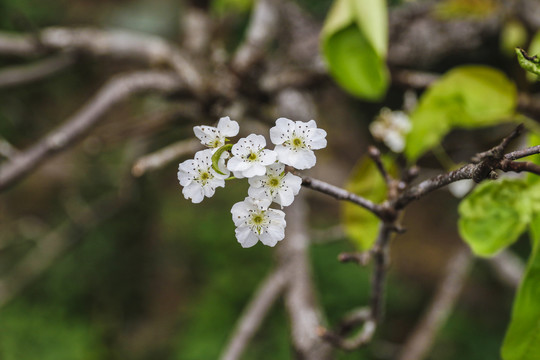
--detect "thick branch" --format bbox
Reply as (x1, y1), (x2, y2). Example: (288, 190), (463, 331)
(219, 268), (287, 360)
(0, 71), (183, 191)
(278, 193), (334, 360)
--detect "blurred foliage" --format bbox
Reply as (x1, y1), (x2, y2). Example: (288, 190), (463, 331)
(405, 66), (517, 161)
(0, 0), (528, 359)
(321, 0), (389, 100)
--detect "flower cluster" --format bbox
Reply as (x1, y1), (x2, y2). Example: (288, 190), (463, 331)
(369, 108), (411, 153)
(178, 116), (327, 248)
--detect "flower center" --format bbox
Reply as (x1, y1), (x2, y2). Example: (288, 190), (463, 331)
(292, 137), (303, 147)
(268, 177), (280, 187)
(252, 215), (264, 224)
(248, 152), (258, 161)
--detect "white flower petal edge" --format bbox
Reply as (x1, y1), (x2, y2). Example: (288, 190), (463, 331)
(269, 118), (327, 170)
(193, 116), (239, 150)
(248, 162), (302, 207)
(227, 134), (277, 178)
(231, 197), (286, 248)
(177, 149), (229, 203)
(369, 108), (411, 153)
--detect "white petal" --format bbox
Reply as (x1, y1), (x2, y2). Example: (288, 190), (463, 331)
(305, 128), (327, 150)
(183, 183), (204, 203)
(258, 149), (277, 166)
(227, 157), (251, 172)
(193, 126), (219, 146)
(246, 134), (266, 148)
(270, 118), (294, 145)
(384, 131), (405, 153)
(274, 146), (293, 166)
(283, 173), (302, 195)
(248, 175), (266, 188)
(260, 225), (285, 246)
(178, 159), (198, 175)
(217, 116), (240, 137)
(277, 186), (295, 207)
(288, 149), (316, 170)
(243, 163), (267, 178)
(235, 226), (259, 248)
(305, 120), (317, 128)
(248, 185), (271, 201)
(231, 139), (252, 157)
(266, 162), (284, 176)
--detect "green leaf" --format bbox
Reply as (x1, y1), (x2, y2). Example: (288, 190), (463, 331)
(405, 66), (517, 161)
(501, 214), (540, 360)
(342, 155), (394, 250)
(500, 20), (527, 57)
(517, 48), (540, 78)
(321, 0), (389, 100)
(458, 179), (531, 257)
(211, 144), (232, 175)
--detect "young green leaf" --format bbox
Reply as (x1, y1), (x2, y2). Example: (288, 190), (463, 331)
(501, 214), (540, 360)
(321, 0), (389, 100)
(516, 48), (540, 77)
(458, 179), (531, 257)
(342, 155), (393, 250)
(405, 66), (517, 161)
(211, 144), (233, 175)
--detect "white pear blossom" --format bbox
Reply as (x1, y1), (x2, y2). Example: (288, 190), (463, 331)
(369, 108), (411, 153)
(248, 162), (302, 207)
(193, 116), (239, 150)
(227, 134), (277, 178)
(177, 149), (229, 203)
(231, 197), (286, 248)
(448, 179), (474, 198)
(269, 118), (327, 170)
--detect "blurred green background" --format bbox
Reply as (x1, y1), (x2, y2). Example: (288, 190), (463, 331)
(0, 0), (524, 359)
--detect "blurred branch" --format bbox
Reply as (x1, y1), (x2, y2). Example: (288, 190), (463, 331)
(132, 139), (202, 177)
(0, 28), (205, 96)
(398, 246), (473, 360)
(0, 138), (19, 159)
(0, 194), (125, 309)
(487, 249), (525, 289)
(231, 0), (280, 74)
(0, 70), (184, 191)
(0, 52), (75, 88)
(219, 268), (287, 360)
(278, 193), (334, 360)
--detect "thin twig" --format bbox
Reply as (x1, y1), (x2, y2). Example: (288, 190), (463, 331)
(219, 269), (287, 360)
(0, 71), (184, 191)
(398, 247), (472, 360)
(301, 176), (384, 218)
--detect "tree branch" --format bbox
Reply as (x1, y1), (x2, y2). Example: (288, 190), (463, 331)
(219, 268), (287, 360)
(0, 52), (75, 88)
(0, 70), (184, 191)
(0, 27), (205, 96)
(398, 246), (473, 360)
